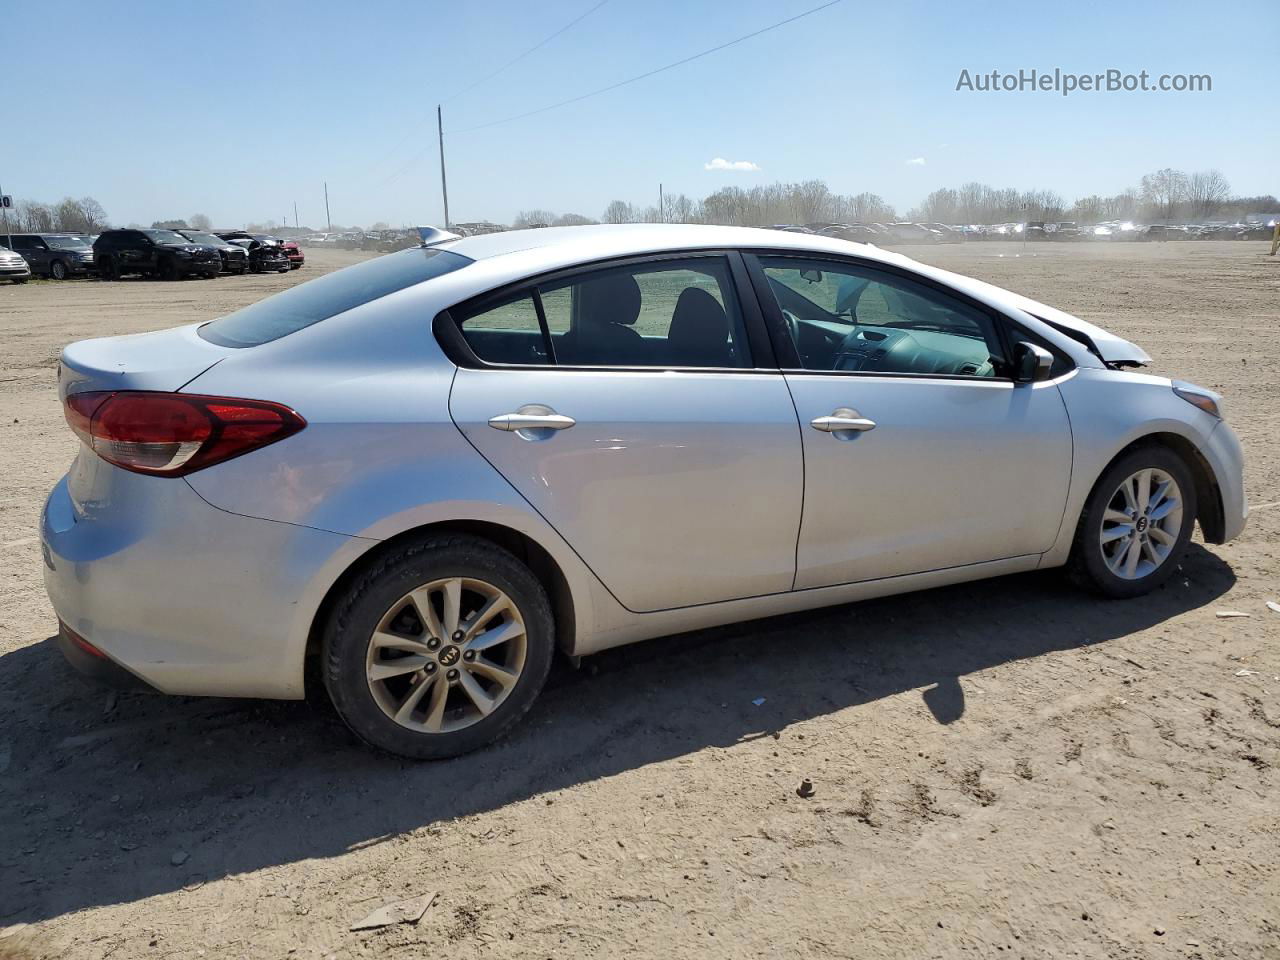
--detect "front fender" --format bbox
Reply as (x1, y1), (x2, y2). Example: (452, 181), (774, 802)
(1042, 368), (1245, 566)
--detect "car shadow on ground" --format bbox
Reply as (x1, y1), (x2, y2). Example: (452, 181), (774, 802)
(0, 546), (1234, 926)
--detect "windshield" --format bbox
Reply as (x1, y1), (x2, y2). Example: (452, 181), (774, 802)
(181, 231), (222, 246)
(143, 229), (190, 245)
(199, 247), (471, 347)
(47, 236), (91, 251)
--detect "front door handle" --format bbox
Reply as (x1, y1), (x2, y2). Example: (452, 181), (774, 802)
(810, 408), (876, 433)
(488, 410), (576, 432)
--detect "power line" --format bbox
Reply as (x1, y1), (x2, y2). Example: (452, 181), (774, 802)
(442, 0), (611, 104)
(449, 0), (843, 135)
(368, 0), (610, 176)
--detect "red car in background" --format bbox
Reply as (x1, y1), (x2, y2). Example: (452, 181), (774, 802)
(282, 240), (305, 270)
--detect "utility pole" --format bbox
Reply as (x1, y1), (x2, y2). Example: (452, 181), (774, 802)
(659, 183), (664, 223)
(437, 105), (451, 230)
(293, 201), (299, 231)
(324, 182), (332, 232)
(0, 181), (10, 250)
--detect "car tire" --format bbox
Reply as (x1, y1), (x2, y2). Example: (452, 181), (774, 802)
(1067, 445), (1197, 599)
(12, 277), (27, 284)
(161, 258), (182, 281)
(99, 256), (119, 281)
(322, 534), (556, 760)
(50, 260), (68, 281)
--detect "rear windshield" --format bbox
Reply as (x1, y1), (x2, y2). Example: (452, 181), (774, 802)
(198, 247), (471, 347)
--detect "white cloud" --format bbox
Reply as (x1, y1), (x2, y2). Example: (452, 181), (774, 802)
(906, 157), (927, 166)
(704, 157), (760, 172)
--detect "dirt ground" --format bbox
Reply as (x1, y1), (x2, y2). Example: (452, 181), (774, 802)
(1, 241), (1277, 959)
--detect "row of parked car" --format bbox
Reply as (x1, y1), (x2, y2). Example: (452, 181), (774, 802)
(0, 229), (306, 284)
(296, 230), (420, 252)
(772, 219), (1277, 244)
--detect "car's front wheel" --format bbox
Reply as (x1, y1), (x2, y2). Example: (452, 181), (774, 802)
(1069, 445), (1197, 598)
(323, 534), (555, 759)
(50, 260), (69, 280)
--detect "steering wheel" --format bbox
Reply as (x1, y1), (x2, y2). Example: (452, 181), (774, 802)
(781, 308), (801, 351)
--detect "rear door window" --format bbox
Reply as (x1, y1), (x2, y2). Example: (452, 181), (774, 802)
(453, 256), (752, 369)
(200, 247), (472, 347)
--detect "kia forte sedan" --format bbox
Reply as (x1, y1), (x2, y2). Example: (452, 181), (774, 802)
(43, 224), (1246, 758)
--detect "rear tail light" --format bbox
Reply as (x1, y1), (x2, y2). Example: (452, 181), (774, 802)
(63, 391), (305, 476)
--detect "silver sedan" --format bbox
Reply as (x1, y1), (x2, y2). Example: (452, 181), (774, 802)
(42, 224), (1246, 758)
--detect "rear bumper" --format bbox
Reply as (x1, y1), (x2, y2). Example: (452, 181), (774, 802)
(41, 459), (371, 699)
(56, 622), (154, 691)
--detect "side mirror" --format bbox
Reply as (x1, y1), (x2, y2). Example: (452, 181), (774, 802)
(1013, 341), (1054, 383)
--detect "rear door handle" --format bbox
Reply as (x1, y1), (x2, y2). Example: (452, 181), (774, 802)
(488, 412), (576, 432)
(810, 408), (876, 433)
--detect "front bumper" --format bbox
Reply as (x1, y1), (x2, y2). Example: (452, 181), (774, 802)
(41, 457), (369, 699)
(0, 266), (31, 278)
(1206, 419), (1248, 542)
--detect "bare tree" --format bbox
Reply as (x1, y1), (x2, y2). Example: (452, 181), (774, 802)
(1070, 195), (1105, 223)
(849, 192), (895, 223)
(553, 213), (595, 226)
(1185, 170), (1231, 219)
(602, 200), (635, 224)
(512, 209), (557, 228)
(16, 201), (55, 232)
(1140, 168), (1189, 222)
(79, 197), (109, 231)
(189, 213), (213, 230)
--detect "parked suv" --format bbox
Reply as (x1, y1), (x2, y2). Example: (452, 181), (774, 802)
(0, 245), (31, 283)
(7, 234), (96, 279)
(175, 230), (249, 274)
(93, 229), (222, 280)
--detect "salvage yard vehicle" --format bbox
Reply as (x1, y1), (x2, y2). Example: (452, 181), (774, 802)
(176, 229), (249, 274)
(93, 228), (222, 280)
(0, 245), (32, 283)
(217, 232), (291, 273)
(282, 239), (305, 269)
(44, 224), (1247, 759)
(6, 233), (95, 279)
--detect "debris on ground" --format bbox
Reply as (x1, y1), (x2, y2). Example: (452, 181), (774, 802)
(350, 892), (437, 931)
(170, 850), (189, 866)
(796, 779), (815, 798)
(751, 697), (766, 706)
(1215, 611), (1251, 618)
(1266, 600), (1280, 615)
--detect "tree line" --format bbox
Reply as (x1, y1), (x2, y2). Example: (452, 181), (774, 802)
(513, 168), (1275, 231)
(4, 196), (110, 233)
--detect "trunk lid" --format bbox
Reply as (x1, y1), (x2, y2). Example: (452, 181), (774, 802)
(59, 322), (231, 398)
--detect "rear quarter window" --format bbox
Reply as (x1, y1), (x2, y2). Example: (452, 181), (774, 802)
(199, 247), (472, 348)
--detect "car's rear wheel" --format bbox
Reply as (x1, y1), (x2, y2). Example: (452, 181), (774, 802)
(160, 257), (182, 281)
(1069, 445), (1196, 598)
(323, 534), (555, 759)
(50, 260), (68, 280)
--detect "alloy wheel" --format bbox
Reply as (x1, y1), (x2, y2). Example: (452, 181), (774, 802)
(1099, 468), (1183, 580)
(365, 577), (527, 733)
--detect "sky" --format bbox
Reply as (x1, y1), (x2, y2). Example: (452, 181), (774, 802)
(3, 0), (1276, 229)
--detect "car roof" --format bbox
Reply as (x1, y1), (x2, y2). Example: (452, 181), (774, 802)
(434, 223), (908, 274)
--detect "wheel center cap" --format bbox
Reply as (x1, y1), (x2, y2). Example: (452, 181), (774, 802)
(1136, 516), (1149, 533)
(438, 645), (461, 667)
